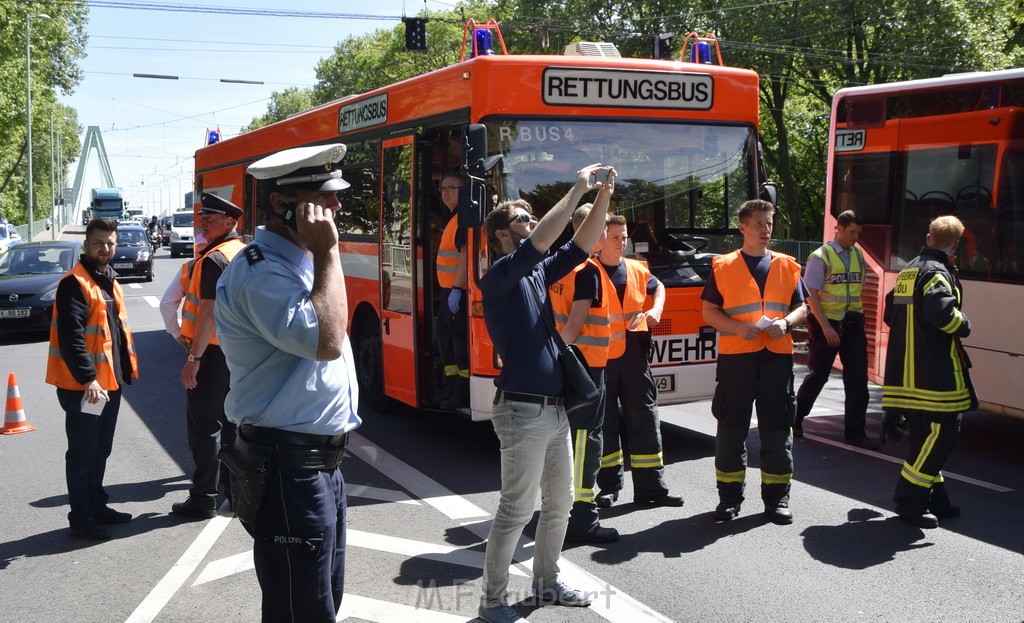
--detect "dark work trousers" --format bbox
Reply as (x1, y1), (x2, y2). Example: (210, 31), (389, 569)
(436, 287), (469, 374)
(249, 461), (347, 623)
(59, 388), (122, 527)
(567, 366), (606, 538)
(597, 331), (669, 500)
(893, 411), (962, 512)
(185, 344), (236, 506)
(795, 314), (869, 434)
(712, 350), (796, 507)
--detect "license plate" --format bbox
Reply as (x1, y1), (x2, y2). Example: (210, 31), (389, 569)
(653, 374), (676, 393)
(114, 262), (134, 269)
(0, 308), (30, 319)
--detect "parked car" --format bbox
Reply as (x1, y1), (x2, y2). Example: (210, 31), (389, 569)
(112, 224), (154, 281)
(0, 222), (23, 256)
(168, 210), (195, 258)
(0, 240), (81, 335)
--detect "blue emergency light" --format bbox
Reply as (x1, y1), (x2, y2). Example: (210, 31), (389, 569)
(691, 41), (712, 64)
(206, 129), (221, 145)
(473, 29), (495, 57)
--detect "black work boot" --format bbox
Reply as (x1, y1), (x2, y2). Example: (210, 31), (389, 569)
(440, 377), (469, 410)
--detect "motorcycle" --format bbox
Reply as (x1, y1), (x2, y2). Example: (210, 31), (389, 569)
(149, 229), (161, 255)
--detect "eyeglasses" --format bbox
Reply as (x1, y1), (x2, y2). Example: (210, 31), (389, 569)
(441, 185), (462, 192)
(505, 213), (537, 228)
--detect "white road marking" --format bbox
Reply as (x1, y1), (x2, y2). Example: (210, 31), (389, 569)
(348, 483), (421, 505)
(347, 433), (490, 521)
(124, 515), (233, 623)
(142, 295), (161, 307)
(337, 594), (469, 622)
(802, 432), (1014, 492)
(125, 282), (142, 289)
(192, 551), (252, 586)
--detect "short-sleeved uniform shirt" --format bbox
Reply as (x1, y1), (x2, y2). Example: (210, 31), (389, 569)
(215, 227), (361, 436)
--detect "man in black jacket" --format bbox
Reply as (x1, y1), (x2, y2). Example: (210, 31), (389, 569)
(45, 218), (139, 540)
(882, 215), (977, 529)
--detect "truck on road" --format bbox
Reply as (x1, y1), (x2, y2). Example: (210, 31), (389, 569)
(88, 188), (127, 222)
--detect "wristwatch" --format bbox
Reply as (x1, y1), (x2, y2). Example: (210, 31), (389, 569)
(187, 352), (202, 363)
(783, 318), (792, 334)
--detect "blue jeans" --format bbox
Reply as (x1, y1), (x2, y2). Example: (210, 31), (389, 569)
(481, 397), (573, 608)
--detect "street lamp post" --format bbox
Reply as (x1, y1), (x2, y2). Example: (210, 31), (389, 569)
(25, 11), (51, 242)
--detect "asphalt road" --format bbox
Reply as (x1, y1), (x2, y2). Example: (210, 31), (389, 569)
(1, 231), (1022, 623)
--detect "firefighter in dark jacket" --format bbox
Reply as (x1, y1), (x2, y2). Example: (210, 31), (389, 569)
(882, 215), (977, 529)
(46, 217), (139, 540)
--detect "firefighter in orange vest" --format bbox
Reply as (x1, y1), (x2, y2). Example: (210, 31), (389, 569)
(595, 214), (684, 509)
(435, 172), (471, 409)
(550, 192), (623, 544)
(701, 199), (808, 525)
(170, 193), (246, 520)
(47, 217), (139, 540)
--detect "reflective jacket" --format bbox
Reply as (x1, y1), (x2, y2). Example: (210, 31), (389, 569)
(550, 258), (614, 368)
(46, 263), (138, 390)
(181, 237), (245, 344)
(809, 242), (863, 320)
(713, 250), (801, 355)
(605, 258), (652, 356)
(882, 247), (977, 414)
(436, 214), (460, 289)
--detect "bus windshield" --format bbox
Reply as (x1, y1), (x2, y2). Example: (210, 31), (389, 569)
(490, 119), (758, 286)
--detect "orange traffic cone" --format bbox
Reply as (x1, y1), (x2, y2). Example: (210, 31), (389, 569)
(2, 373), (36, 435)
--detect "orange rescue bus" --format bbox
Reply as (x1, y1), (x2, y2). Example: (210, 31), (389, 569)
(825, 68), (1024, 418)
(194, 23), (777, 420)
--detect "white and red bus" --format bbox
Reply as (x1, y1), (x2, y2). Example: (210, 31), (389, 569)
(194, 23), (776, 420)
(826, 68), (1024, 418)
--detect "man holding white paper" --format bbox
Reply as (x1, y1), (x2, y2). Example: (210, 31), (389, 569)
(46, 218), (139, 540)
(700, 200), (807, 525)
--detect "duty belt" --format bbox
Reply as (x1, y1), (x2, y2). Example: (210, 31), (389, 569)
(237, 425), (347, 470)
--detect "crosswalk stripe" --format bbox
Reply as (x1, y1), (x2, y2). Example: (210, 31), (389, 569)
(338, 594), (469, 622)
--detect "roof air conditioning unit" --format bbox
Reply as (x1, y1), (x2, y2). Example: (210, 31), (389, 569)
(564, 41), (621, 58)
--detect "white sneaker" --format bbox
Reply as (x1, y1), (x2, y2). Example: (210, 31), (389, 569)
(532, 580), (593, 607)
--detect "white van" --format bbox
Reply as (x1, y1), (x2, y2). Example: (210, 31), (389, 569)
(169, 210), (195, 258)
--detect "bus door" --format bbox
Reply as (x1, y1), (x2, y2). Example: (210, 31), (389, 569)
(380, 136), (418, 404)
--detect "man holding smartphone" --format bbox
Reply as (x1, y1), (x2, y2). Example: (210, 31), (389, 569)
(215, 144), (361, 622)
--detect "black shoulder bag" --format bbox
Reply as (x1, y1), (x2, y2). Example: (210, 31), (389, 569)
(531, 283), (601, 427)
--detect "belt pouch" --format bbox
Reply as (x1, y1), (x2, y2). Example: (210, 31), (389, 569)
(219, 442), (271, 524)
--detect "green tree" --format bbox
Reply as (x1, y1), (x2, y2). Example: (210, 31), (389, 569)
(240, 87), (316, 133)
(0, 1), (88, 224)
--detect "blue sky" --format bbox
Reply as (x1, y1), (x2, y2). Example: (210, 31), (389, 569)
(60, 1), (457, 215)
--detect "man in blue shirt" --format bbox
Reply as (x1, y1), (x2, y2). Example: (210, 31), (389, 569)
(477, 164), (610, 623)
(215, 143), (360, 622)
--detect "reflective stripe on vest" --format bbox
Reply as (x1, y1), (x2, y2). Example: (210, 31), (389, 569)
(550, 258), (612, 368)
(714, 250), (801, 355)
(810, 243), (863, 321)
(180, 238), (246, 344)
(436, 215), (460, 289)
(45, 264), (139, 391)
(605, 258), (650, 360)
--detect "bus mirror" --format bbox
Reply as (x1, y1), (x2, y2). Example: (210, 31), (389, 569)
(760, 181), (778, 206)
(458, 182), (484, 228)
(462, 124), (502, 176)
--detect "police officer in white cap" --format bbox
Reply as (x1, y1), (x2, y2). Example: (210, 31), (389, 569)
(214, 143), (361, 622)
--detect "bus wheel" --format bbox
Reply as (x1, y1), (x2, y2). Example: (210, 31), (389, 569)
(355, 315), (387, 410)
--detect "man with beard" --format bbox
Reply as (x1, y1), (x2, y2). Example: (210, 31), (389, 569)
(46, 217), (139, 540)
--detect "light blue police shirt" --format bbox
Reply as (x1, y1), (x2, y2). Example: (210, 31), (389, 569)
(215, 227), (361, 435)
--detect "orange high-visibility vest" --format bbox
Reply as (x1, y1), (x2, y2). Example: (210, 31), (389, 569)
(550, 258), (613, 368)
(46, 263), (139, 390)
(713, 250), (801, 355)
(436, 214), (460, 289)
(604, 258), (651, 360)
(181, 237), (245, 344)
